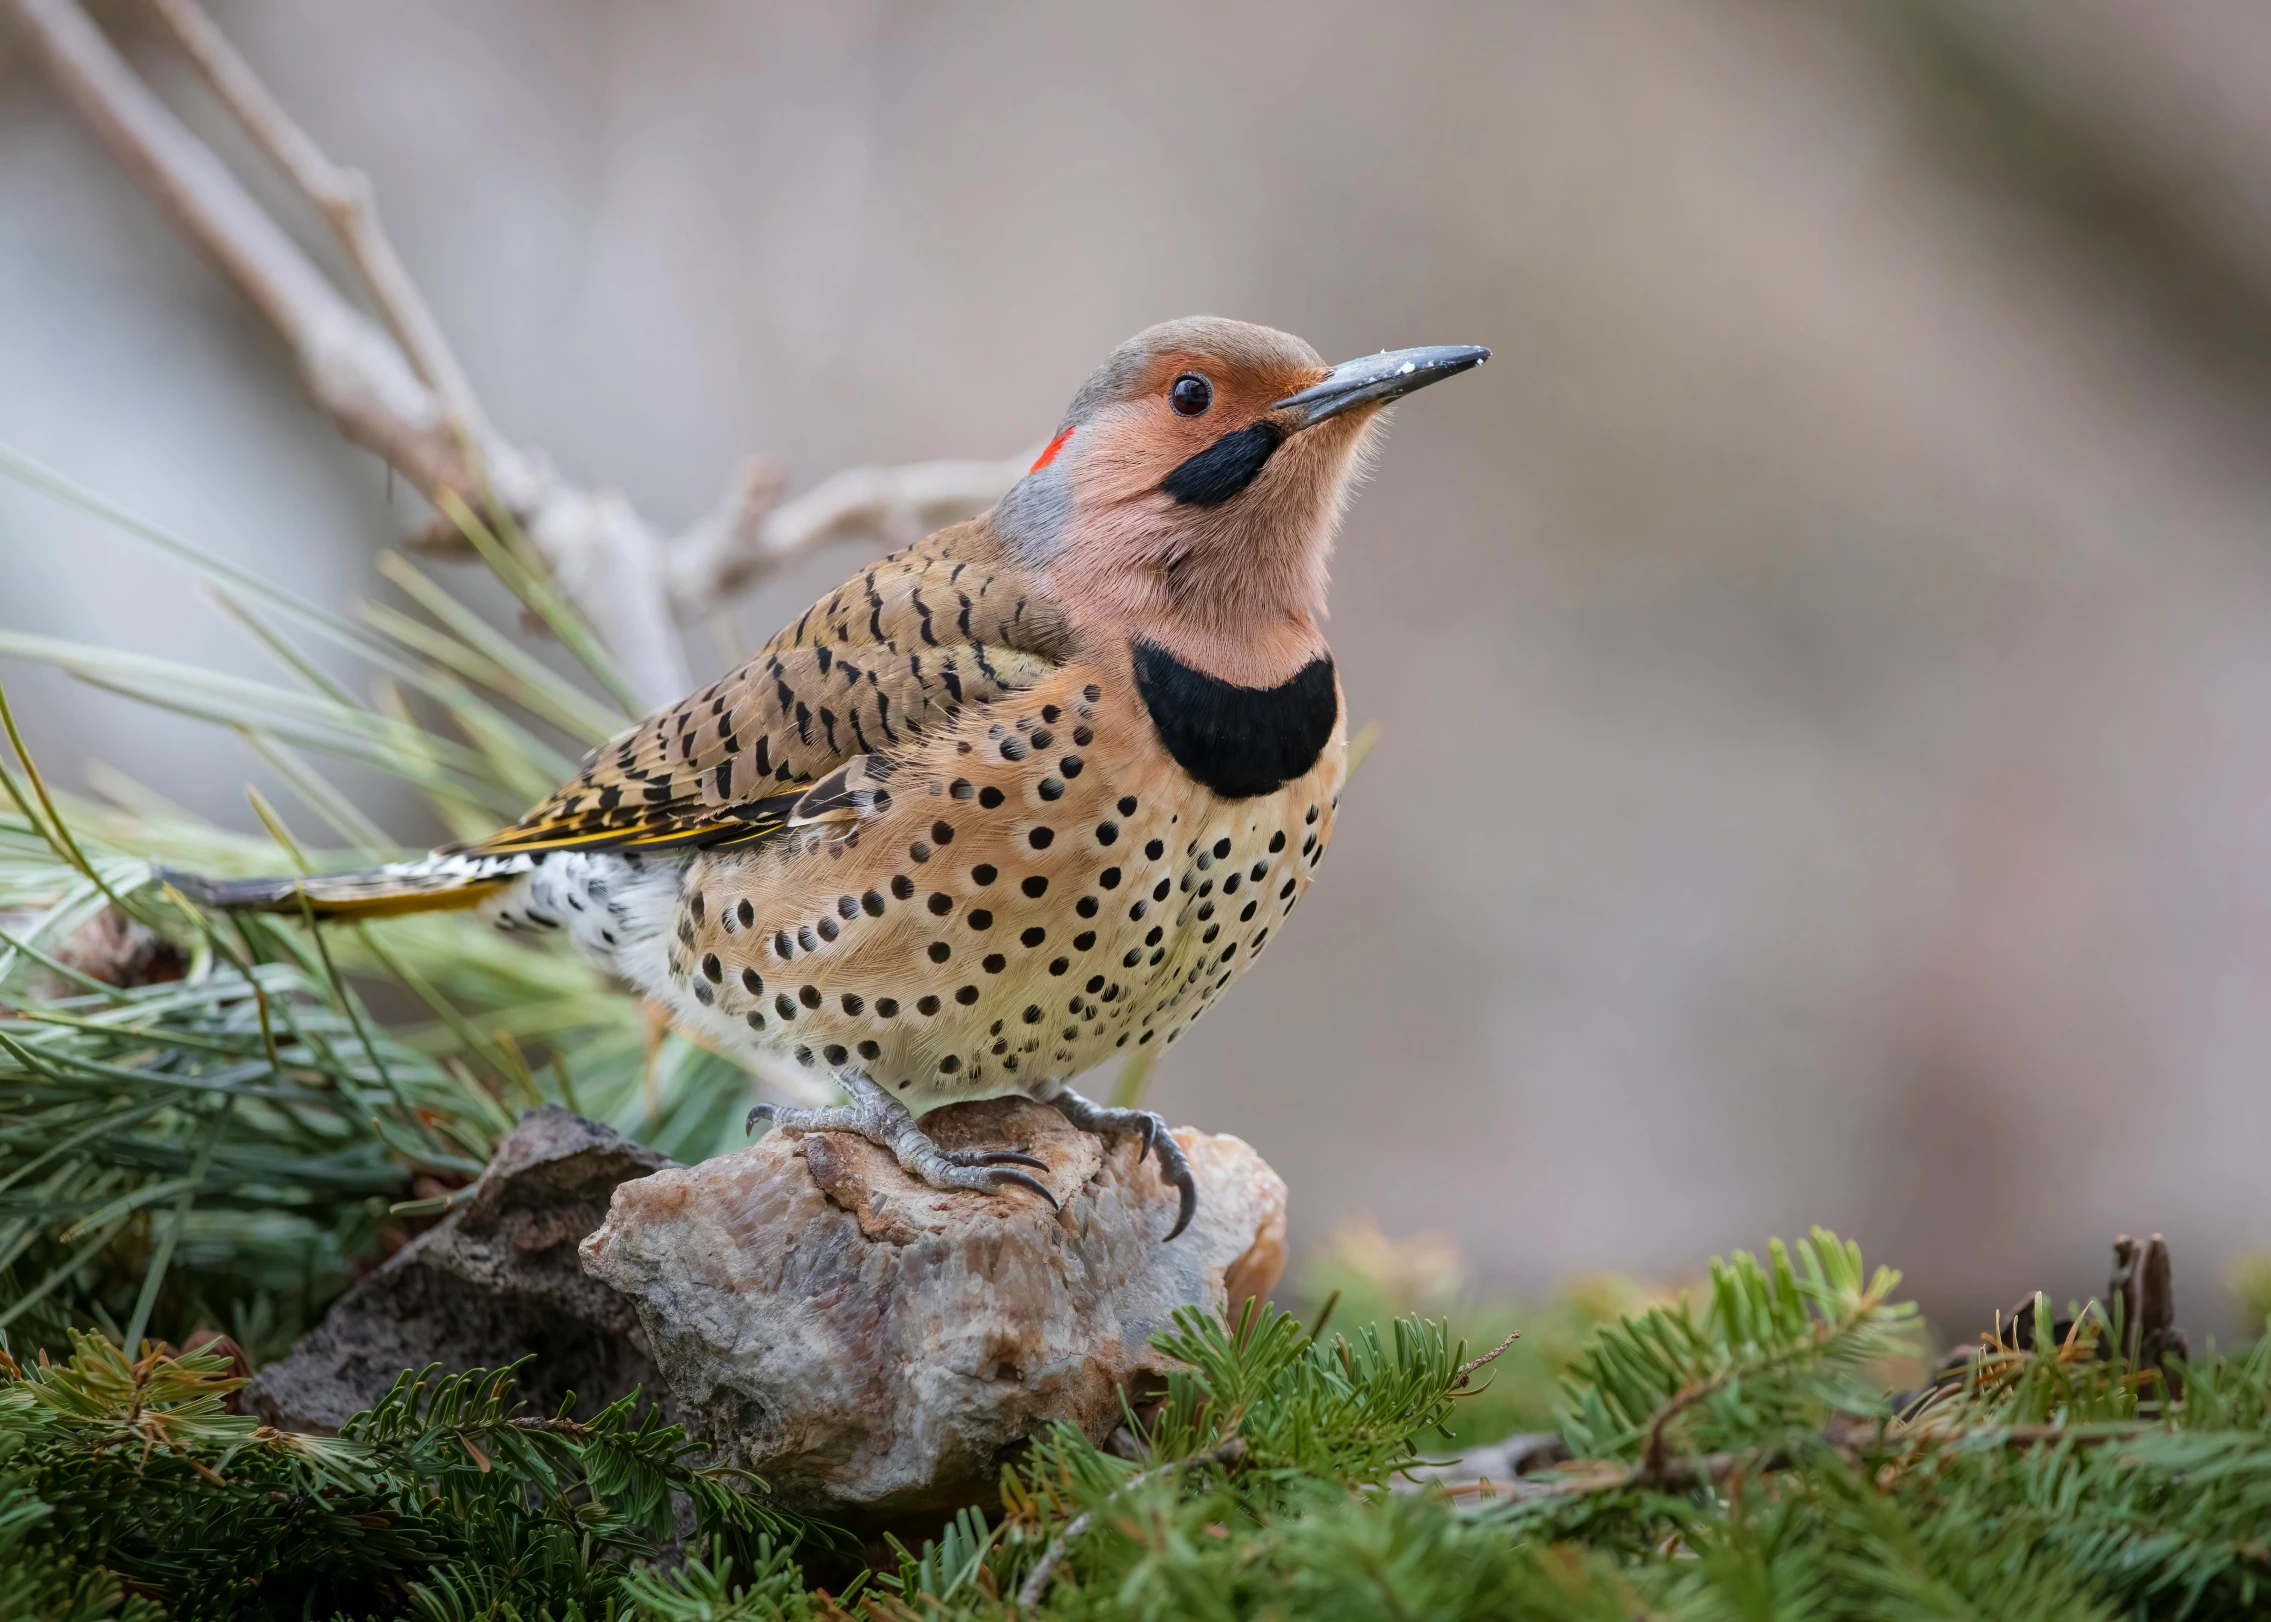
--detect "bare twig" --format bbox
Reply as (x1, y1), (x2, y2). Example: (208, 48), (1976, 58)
(1640, 1370), (1733, 1481)
(143, 0), (487, 436)
(1452, 1328), (1520, 1391)
(7, 0), (466, 493)
(1457, 1420), (2161, 1504)
(8, 0), (1024, 708)
(1016, 1436), (1247, 1608)
(671, 452), (1036, 617)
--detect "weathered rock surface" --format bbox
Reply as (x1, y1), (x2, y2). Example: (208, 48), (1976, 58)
(250, 1105), (671, 1432)
(580, 1096), (1287, 1517)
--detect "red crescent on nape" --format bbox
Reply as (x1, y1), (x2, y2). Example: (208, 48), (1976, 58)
(1028, 423), (1075, 473)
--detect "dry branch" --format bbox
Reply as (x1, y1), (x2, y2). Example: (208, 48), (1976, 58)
(1451, 1419), (2162, 1505)
(6, 0), (1024, 708)
(1016, 1437), (1250, 1607)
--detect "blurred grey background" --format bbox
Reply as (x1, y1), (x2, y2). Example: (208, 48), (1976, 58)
(7, 1), (2271, 1336)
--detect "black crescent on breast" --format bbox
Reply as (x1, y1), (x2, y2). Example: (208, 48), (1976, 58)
(1131, 639), (1338, 799)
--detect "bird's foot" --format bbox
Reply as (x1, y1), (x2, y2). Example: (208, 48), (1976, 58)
(747, 1073), (1056, 1207)
(1048, 1086), (1197, 1240)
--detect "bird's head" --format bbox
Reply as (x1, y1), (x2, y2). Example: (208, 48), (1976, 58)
(995, 316), (1487, 686)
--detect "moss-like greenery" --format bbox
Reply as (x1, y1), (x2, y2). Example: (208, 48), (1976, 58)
(6, 1234), (2270, 1620)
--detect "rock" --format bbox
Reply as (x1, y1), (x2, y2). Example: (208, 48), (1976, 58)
(249, 1105), (671, 1432)
(579, 1096), (1287, 1519)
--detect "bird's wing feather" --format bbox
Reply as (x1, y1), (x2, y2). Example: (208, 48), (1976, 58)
(461, 521), (1068, 856)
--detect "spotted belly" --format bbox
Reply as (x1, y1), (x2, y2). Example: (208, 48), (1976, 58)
(659, 668), (1346, 1107)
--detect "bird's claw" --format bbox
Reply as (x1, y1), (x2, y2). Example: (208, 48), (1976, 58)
(944, 1146), (1050, 1172)
(1160, 1145), (1198, 1242)
(986, 1166), (1060, 1209)
(1047, 1088), (1198, 1240)
(985, 1149), (1052, 1171)
(749, 1077), (1061, 1213)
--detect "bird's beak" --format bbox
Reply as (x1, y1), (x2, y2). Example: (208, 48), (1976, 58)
(1272, 344), (1490, 429)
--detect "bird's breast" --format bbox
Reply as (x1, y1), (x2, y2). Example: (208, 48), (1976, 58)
(652, 660), (1344, 1106)
(1129, 638), (1339, 800)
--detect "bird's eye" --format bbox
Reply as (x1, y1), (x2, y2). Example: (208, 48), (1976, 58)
(1169, 374), (1213, 416)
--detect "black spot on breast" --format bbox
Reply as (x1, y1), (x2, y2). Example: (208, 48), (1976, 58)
(1131, 640), (1338, 799)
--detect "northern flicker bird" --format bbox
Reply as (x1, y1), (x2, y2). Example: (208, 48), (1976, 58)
(168, 318), (1487, 1239)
